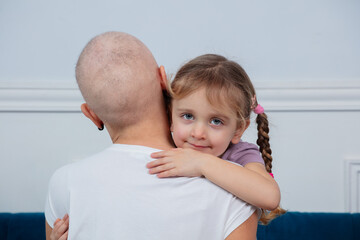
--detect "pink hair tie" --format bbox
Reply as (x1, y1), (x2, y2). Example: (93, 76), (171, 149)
(254, 104), (264, 114)
(269, 173), (274, 178)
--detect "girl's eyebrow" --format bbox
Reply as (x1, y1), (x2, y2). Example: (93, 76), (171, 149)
(174, 108), (193, 112)
(208, 108), (233, 121)
(176, 107), (231, 121)
(212, 113), (230, 121)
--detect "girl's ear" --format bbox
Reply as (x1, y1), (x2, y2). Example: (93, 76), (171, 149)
(159, 65), (168, 90)
(170, 122), (174, 132)
(81, 103), (104, 130)
(231, 120), (250, 144)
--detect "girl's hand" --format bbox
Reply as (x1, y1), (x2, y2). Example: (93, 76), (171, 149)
(147, 148), (213, 178)
(50, 214), (69, 240)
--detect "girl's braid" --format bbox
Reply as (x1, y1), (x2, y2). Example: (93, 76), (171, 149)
(255, 110), (287, 225)
(256, 112), (273, 173)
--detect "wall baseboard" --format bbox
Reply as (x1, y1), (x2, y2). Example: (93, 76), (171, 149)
(0, 81), (359, 112)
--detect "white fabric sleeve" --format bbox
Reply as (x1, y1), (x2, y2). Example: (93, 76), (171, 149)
(223, 196), (260, 239)
(44, 165), (70, 228)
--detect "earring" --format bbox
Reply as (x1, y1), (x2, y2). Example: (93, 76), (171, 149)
(98, 123), (104, 131)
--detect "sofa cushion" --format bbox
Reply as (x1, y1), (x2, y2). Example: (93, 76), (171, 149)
(257, 211), (360, 240)
(0, 212), (45, 240)
(1, 211), (359, 240)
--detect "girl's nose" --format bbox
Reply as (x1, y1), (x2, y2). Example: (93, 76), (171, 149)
(191, 123), (206, 139)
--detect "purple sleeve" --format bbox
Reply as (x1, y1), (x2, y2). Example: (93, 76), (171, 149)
(221, 141), (264, 166)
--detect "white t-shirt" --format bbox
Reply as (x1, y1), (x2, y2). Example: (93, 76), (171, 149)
(45, 144), (257, 239)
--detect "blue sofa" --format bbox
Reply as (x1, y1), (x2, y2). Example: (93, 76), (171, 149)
(0, 212), (359, 239)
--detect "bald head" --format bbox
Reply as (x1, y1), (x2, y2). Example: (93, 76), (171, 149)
(76, 32), (163, 129)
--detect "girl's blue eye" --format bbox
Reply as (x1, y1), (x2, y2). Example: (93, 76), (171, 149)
(182, 113), (194, 120)
(211, 118), (223, 126)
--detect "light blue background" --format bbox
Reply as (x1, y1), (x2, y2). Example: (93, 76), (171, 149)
(1, 0), (359, 83)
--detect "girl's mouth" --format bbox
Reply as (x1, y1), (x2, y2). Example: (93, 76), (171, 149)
(188, 142), (210, 149)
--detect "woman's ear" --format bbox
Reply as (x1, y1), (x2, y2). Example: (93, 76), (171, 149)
(81, 103), (104, 130)
(159, 65), (168, 90)
(231, 120), (250, 144)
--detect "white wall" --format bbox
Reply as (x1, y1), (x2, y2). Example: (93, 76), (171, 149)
(0, 0), (359, 213)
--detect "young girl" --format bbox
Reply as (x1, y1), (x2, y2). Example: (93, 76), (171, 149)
(51, 54), (284, 239)
(146, 54), (285, 224)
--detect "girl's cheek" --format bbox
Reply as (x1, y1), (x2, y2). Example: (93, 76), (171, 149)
(172, 126), (187, 148)
(172, 134), (183, 148)
(173, 122), (185, 136)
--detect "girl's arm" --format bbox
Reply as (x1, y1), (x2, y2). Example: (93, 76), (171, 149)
(203, 157), (280, 210)
(147, 148), (280, 210)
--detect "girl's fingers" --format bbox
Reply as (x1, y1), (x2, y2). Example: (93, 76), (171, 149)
(151, 148), (178, 158)
(56, 216), (69, 236)
(146, 158), (169, 168)
(148, 163), (175, 174)
(151, 151), (169, 158)
(146, 160), (159, 168)
(59, 231), (69, 240)
(62, 214), (69, 221)
(51, 217), (68, 240)
(157, 169), (178, 178)
(54, 218), (61, 227)
(53, 220), (63, 232)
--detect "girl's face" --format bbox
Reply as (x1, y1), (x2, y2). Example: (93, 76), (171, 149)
(171, 88), (243, 157)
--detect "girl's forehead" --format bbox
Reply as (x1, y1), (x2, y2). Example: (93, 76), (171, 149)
(173, 88), (237, 117)
(208, 100), (237, 118)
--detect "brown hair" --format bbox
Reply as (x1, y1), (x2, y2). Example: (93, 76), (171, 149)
(169, 54), (286, 224)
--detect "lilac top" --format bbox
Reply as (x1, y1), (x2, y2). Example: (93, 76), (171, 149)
(221, 141), (264, 166)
